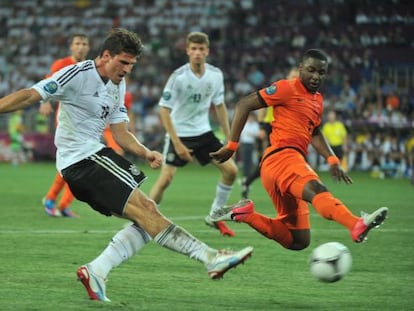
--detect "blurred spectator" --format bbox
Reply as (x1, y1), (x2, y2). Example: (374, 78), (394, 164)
(239, 112), (259, 180)
(8, 110), (32, 165)
(322, 110), (348, 164)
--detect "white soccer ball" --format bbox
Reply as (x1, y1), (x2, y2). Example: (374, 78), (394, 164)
(309, 242), (352, 283)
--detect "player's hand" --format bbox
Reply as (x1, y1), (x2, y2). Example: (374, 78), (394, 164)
(329, 164), (353, 184)
(209, 147), (234, 163)
(146, 150), (163, 169)
(174, 141), (193, 162)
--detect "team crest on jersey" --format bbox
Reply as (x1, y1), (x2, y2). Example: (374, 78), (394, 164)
(162, 91), (172, 101)
(43, 81), (58, 94)
(265, 85), (277, 95)
(129, 164), (141, 176)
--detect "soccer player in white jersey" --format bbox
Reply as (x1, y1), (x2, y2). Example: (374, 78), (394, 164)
(0, 28), (253, 302)
(149, 32), (238, 237)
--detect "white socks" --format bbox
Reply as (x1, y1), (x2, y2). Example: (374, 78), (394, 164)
(88, 223), (217, 278)
(88, 224), (151, 278)
(154, 224), (217, 264)
(210, 182), (232, 214)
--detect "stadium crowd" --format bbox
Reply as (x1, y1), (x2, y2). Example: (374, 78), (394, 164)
(0, 0), (413, 181)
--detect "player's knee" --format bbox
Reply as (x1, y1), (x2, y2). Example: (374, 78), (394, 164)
(288, 239), (310, 251)
(141, 198), (158, 213)
(289, 230), (310, 250)
(310, 180), (328, 193)
(157, 173), (174, 189)
(224, 161), (238, 181)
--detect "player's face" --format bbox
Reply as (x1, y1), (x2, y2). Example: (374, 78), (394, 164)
(70, 37), (90, 62)
(186, 42), (209, 65)
(104, 51), (137, 85)
(299, 57), (328, 94)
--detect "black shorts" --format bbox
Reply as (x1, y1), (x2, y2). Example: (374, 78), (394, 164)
(61, 148), (147, 216)
(163, 131), (223, 167)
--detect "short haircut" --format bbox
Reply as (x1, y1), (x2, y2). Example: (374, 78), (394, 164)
(69, 33), (89, 44)
(302, 49), (329, 62)
(186, 32), (209, 47)
(99, 28), (144, 58)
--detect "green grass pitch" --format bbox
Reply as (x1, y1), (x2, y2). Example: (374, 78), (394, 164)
(0, 161), (413, 310)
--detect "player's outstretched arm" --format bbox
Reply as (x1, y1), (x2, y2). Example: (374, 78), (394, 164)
(210, 92), (264, 163)
(0, 89), (42, 113)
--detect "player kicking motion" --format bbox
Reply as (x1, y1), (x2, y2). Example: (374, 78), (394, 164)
(0, 28), (253, 302)
(210, 49), (388, 250)
(149, 32), (238, 236)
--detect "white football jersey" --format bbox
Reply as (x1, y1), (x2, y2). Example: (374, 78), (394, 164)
(32, 60), (128, 172)
(159, 63), (225, 137)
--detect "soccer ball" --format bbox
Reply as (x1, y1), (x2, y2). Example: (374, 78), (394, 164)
(309, 242), (352, 283)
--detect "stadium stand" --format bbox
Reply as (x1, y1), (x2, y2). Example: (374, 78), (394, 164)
(0, 0), (412, 179)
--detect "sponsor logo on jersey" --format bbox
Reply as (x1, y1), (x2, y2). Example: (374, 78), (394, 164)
(162, 91), (171, 101)
(265, 85), (277, 95)
(119, 107), (127, 113)
(43, 81), (58, 94)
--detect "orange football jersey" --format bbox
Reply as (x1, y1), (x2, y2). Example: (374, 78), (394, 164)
(258, 77), (324, 156)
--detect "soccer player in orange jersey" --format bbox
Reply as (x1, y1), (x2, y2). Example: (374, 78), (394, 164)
(241, 67), (299, 198)
(41, 33), (90, 217)
(210, 49), (388, 249)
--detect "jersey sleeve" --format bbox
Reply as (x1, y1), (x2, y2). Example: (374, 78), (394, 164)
(158, 72), (178, 109)
(32, 64), (82, 101)
(258, 80), (294, 107)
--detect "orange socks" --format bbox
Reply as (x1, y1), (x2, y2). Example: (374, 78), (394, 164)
(311, 192), (359, 230)
(243, 213), (293, 249)
(45, 173), (75, 210)
(45, 173), (66, 200)
(58, 184), (75, 210)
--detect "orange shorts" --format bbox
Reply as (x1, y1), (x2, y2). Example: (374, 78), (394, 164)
(260, 148), (318, 230)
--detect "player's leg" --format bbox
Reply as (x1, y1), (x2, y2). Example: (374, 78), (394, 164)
(65, 148), (253, 301)
(241, 165), (260, 199)
(43, 172), (66, 216)
(124, 188), (252, 278)
(199, 132), (237, 236)
(149, 136), (183, 204)
(76, 223), (149, 302)
(289, 172), (388, 243)
(210, 159), (237, 213)
(148, 164), (177, 204)
(58, 183), (78, 217)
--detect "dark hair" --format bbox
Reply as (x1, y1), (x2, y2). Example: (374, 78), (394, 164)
(186, 32), (209, 47)
(99, 28), (144, 58)
(302, 49), (329, 62)
(69, 33), (89, 44)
